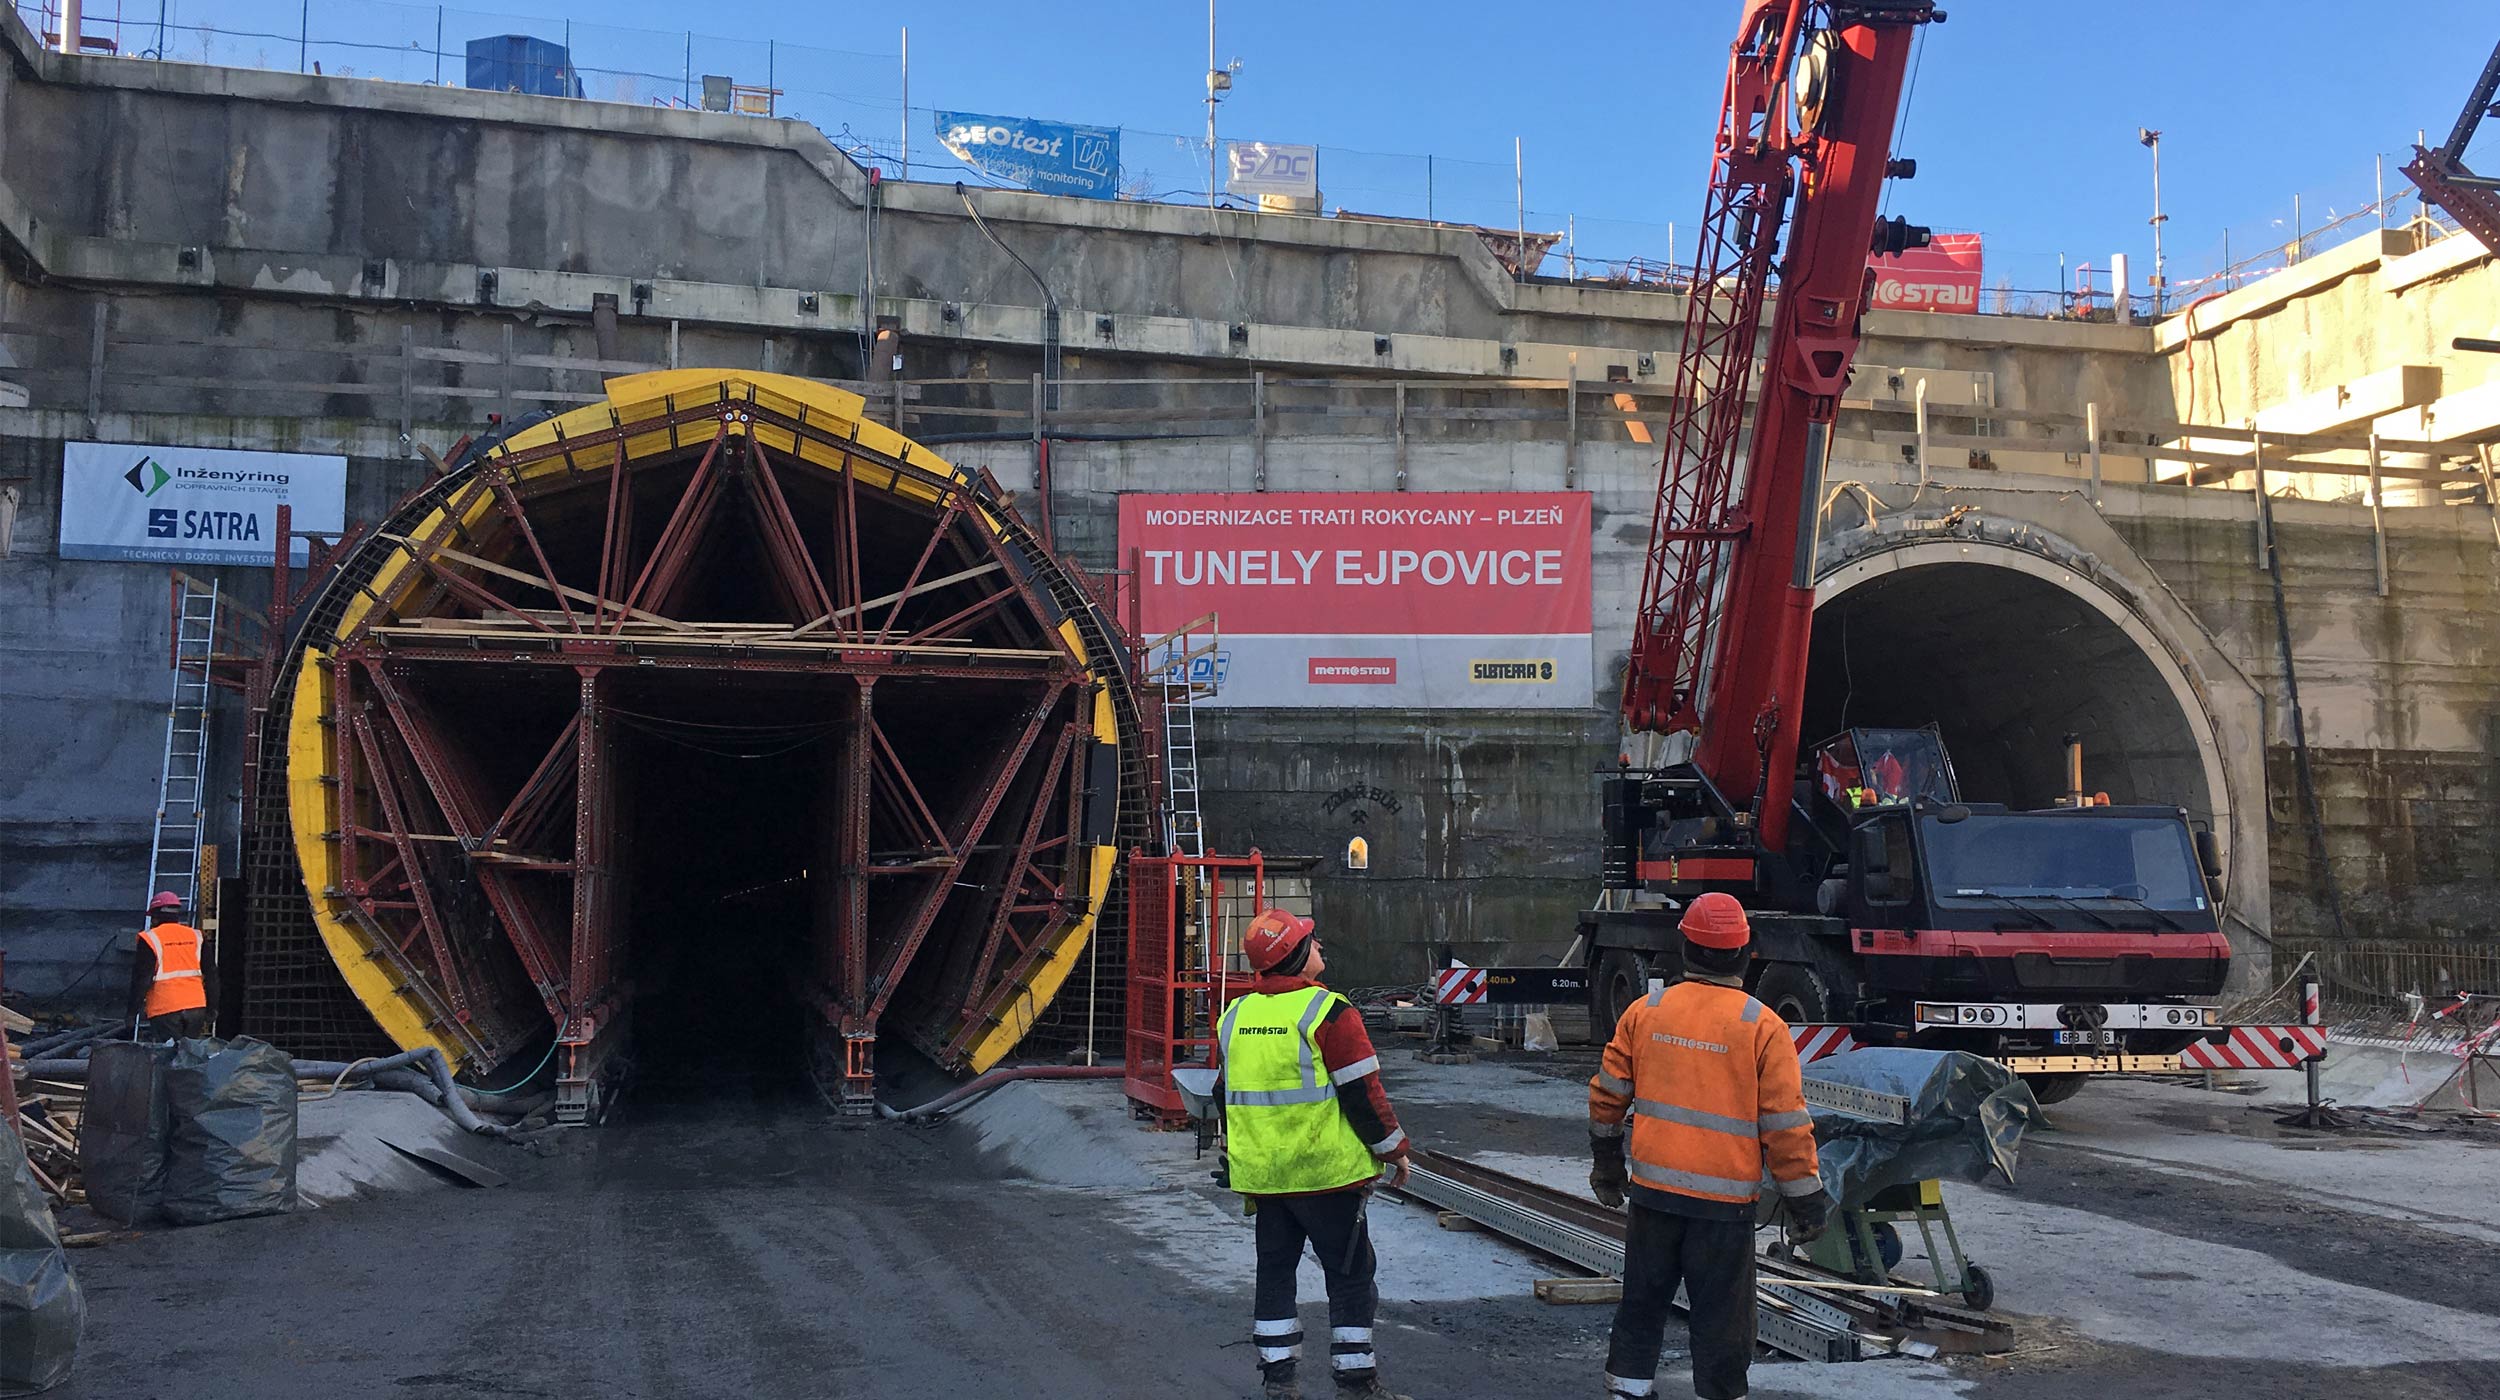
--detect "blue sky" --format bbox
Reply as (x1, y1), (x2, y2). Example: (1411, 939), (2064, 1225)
(140, 1), (2500, 294)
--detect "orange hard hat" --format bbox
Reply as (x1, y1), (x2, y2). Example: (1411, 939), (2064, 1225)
(1244, 908), (1317, 974)
(1678, 891), (1751, 950)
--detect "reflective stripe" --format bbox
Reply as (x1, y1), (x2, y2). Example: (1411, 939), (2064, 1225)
(1296, 987), (1334, 1089)
(1627, 1158), (1760, 1199)
(1331, 1327), (1372, 1344)
(1226, 1084), (1337, 1107)
(1257, 1345), (1300, 1363)
(1367, 1127), (1407, 1155)
(1634, 1097), (1757, 1139)
(1741, 996), (1765, 1024)
(1329, 1055), (1381, 1085)
(1589, 1118), (1626, 1140)
(1253, 1319), (1301, 1338)
(1330, 1353), (1376, 1372)
(1644, 986), (1665, 1007)
(137, 930), (163, 959)
(1606, 1374), (1656, 1398)
(1594, 1068), (1632, 1097)
(1773, 1173), (1824, 1198)
(1758, 1109), (1813, 1133)
(153, 969), (203, 981)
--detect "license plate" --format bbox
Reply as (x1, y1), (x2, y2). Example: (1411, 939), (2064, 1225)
(2054, 1030), (2118, 1046)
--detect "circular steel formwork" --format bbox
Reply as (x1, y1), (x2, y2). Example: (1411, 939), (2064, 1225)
(277, 371), (1136, 1114)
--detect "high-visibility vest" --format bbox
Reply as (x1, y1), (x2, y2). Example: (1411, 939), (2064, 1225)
(1219, 986), (1377, 1195)
(138, 921), (208, 1018)
(1588, 980), (1821, 1209)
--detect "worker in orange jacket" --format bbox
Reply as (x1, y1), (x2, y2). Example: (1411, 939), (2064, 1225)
(1587, 892), (1830, 1400)
(128, 890), (212, 1040)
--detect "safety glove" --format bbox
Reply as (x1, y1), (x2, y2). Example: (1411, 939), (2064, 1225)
(1784, 1187), (1833, 1244)
(1589, 1132), (1628, 1209)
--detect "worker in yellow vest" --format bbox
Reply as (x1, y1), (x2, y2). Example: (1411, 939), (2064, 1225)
(129, 891), (211, 1040)
(1219, 908), (1414, 1400)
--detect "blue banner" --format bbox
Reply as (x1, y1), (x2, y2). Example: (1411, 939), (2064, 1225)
(934, 110), (1120, 200)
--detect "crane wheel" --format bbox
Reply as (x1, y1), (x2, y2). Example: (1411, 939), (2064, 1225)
(2022, 1071), (2089, 1105)
(1753, 961), (1839, 1025)
(1593, 949), (1651, 1039)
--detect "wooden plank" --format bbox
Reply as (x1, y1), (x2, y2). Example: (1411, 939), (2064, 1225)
(791, 560), (1005, 638)
(375, 532), (693, 631)
(1535, 1276), (1624, 1305)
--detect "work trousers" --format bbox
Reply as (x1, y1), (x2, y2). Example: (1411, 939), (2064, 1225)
(145, 1008), (210, 1041)
(1606, 1202), (1757, 1400)
(1251, 1186), (1380, 1388)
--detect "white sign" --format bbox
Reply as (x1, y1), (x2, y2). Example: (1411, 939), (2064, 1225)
(1226, 141), (1319, 200)
(59, 441), (346, 565)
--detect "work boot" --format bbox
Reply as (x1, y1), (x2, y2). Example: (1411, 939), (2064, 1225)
(1333, 1380), (1413, 1400)
(1262, 1376), (1301, 1399)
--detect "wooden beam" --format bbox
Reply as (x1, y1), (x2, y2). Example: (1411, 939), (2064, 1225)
(378, 532), (692, 631)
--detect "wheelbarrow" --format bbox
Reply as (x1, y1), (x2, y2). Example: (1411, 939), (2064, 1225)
(1805, 1177), (1995, 1311)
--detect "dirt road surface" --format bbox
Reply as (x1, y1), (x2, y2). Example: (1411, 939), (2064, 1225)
(44, 1047), (2500, 1399)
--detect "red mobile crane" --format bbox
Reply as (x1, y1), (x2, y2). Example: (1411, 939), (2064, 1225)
(1578, 1), (2317, 1100)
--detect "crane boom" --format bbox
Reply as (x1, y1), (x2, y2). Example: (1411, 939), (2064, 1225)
(1622, 0), (1938, 858)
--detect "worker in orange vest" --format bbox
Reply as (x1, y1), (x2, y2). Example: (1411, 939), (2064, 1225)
(1587, 892), (1829, 1400)
(128, 891), (211, 1040)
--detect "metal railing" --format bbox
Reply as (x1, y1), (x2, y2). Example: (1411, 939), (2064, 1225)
(9, 318), (2498, 515)
(12, 1), (2440, 311)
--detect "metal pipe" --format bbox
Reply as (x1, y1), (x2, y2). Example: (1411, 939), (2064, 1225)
(15, 1022), (118, 1058)
(58, 0), (83, 53)
(2063, 734), (2085, 807)
(878, 1063), (1123, 1122)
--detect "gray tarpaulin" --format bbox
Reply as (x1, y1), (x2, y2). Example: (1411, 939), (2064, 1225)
(77, 1042), (173, 1225)
(0, 1120), (85, 1394)
(1796, 1048), (2040, 1210)
(161, 1037), (300, 1226)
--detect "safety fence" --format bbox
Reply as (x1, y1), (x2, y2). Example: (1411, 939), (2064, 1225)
(11, 0), (2441, 311)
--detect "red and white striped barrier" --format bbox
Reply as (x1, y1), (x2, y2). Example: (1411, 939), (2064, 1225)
(2179, 1025), (2327, 1070)
(1790, 1025), (1859, 1063)
(1430, 967), (1488, 1005)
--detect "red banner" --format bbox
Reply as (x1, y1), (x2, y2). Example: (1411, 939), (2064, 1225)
(1119, 492), (1593, 708)
(1869, 232), (1983, 315)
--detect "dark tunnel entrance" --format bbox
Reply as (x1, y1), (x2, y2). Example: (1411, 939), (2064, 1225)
(616, 682), (829, 1103)
(1802, 557), (2220, 828)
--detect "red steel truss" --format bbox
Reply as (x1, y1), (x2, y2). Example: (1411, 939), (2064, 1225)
(322, 390), (1105, 1117)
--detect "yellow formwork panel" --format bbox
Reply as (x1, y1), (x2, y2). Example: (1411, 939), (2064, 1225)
(290, 369), (1115, 1079)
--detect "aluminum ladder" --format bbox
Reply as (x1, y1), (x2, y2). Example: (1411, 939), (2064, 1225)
(147, 574), (220, 914)
(1153, 614), (1220, 858)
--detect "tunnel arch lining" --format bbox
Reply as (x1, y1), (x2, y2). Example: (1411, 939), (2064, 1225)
(1812, 535), (2242, 914)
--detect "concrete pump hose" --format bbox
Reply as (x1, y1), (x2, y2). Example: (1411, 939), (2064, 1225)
(289, 1049), (520, 1139)
(21, 1047), (509, 1142)
(880, 1063), (1126, 1123)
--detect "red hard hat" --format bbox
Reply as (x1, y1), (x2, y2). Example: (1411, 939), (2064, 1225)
(1244, 908), (1316, 974)
(148, 891), (183, 912)
(1678, 892), (1750, 950)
